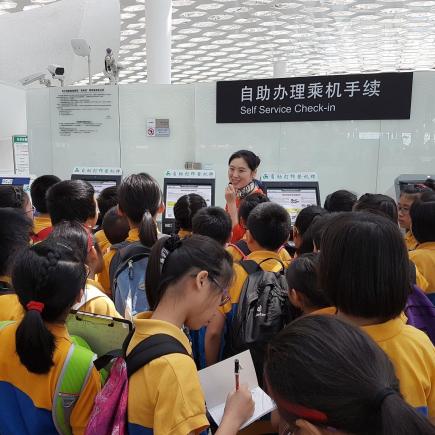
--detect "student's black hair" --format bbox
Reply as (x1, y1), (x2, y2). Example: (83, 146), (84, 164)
(173, 193), (207, 232)
(294, 205), (328, 235)
(323, 189), (357, 212)
(309, 212), (340, 251)
(400, 185), (429, 197)
(410, 198), (435, 244)
(319, 212), (410, 320)
(46, 221), (89, 263)
(353, 193), (398, 223)
(102, 206), (130, 245)
(96, 186), (118, 227)
(192, 206), (232, 246)
(0, 185), (30, 210)
(228, 149), (261, 172)
(30, 175), (61, 213)
(46, 180), (96, 225)
(247, 202), (291, 251)
(265, 315), (434, 435)
(286, 253), (329, 310)
(13, 240), (87, 374)
(0, 208), (33, 275)
(145, 234), (233, 310)
(424, 177), (435, 191)
(118, 173), (162, 247)
(238, 192), (270, 223)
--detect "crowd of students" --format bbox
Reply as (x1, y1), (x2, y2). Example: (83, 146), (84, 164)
(0, 152), (434, 434)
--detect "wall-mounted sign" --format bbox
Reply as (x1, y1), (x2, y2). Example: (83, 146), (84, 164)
(12, 135), (29, 175)
(261, 172), (318, 182)
(216, 72), (413, 123)
(164, 169), (215, 179)
(72, 166), (122, 176)
(147, 118), (170, 137)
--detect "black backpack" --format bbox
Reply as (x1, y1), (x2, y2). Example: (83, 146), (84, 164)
(225, 259), (292, 381)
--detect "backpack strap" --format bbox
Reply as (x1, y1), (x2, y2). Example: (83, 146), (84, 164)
(52, 343), (96, 435)
(0, 320), (15, 330)
(0, 281), (15, 295)
(234, 240), (251, 257)
(409, 260), (417, 285)
(126, 333), (189, 378)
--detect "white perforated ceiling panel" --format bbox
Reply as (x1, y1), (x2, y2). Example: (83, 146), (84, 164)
(4, 0), (435, 85)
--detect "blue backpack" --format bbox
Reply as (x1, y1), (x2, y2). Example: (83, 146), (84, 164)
(109, 241), (151, 320)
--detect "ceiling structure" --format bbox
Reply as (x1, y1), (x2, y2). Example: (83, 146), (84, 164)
(4, 0), (435, 85)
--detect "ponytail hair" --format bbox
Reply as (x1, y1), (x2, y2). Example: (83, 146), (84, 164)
(173, 193), (207, 232)
(265, 315), (434, 435)
(12, 240), (86, 374)
(118, 173), (162, 247)
(145, 234), (233, 310)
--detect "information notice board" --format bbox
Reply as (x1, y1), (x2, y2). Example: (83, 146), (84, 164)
(216, 72), (413, 123)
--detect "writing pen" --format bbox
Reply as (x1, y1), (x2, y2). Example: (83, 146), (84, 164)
(235, 359), (240, 391)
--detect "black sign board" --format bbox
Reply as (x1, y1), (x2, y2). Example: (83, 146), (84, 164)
(216, 72), (413, 123)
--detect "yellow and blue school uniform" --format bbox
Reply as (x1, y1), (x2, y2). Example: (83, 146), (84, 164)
(97, 227), (140, 295)
(95, 229), (111, 254)
(0, 276), (24, 321)
(74, 279), (122, 318)
(127, 312), (209, 435)
(0, 321), (101, 434)
(33, 214), (52, 235)
(405, 230), (418, 251)
(178, 229), (191, 239)
(227, 242), (292, 268)
(362, 318), (435, 417)
(310, 306), (337, 316)
(409, 242), (435, 304)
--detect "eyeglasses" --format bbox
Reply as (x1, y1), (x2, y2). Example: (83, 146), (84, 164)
(190, 273), (231, 307)
(24, 205), (36, 217)
(208, 276), (231, 307)
(397, 206), (410, 214)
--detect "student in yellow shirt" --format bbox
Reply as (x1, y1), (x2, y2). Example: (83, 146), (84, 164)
(46, 179), (99, 228)
(286, 253), (335, 316)
(397, 185), (432, 251)
(205, 202), (292, 367)
(0, 208), (33, 321)
(0, 185), (34, 216)
(265, 315), (434, 435)
(353, 193), (429, 291)
(174, 193), (207, 239)
(319, 212), (435, 417)
(98, 173), (164, 294)
(128, 234), (254, 434)
(323, 189), (357, 212)
(292, 205), (328, 256)
(0, 240), (101, 434)
(101, 206), (130, 253)
(227, 192), (292, 266)
(409, 194), (435, 304)
(30, 174), (60, 237)
(48, 222), (121, 318)
(95, 185), (119, 253)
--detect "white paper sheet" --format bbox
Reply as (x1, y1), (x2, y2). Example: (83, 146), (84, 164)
(198, 350), (276, 429)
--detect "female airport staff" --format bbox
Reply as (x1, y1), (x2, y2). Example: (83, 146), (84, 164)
(225, 150), (262, 243)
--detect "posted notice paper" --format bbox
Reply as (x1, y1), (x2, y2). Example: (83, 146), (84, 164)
(198, 350), (276, 429)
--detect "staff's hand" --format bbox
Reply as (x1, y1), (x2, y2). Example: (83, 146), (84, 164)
(225, 184), (237, 205)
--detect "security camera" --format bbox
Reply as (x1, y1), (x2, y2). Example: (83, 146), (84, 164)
(47, 64), (65, 86)
(19, 72), (47, 86)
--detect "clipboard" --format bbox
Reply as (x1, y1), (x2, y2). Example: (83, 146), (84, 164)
(66, 310), (133, 357)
